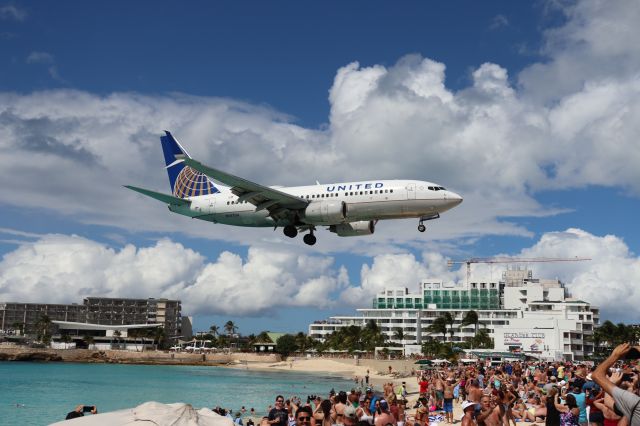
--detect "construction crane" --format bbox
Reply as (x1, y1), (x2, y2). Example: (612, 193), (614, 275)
(446, 257), (591, 285)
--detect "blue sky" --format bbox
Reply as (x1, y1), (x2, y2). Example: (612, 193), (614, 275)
(1, 1), (640, 333)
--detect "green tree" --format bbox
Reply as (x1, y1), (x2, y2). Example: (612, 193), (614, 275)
(83, 334), (95, 349)
(113, 330), (122, 349)
(460, 310), (480, 334)
(276, 334), (299, 357)
(60, 333), (72, 349)
(34, 314), (52, 344)
(224, 321), (238, 337)
(422, 337), (443, 357)
(470, 329), (493, 349)
(393, 328), (405, 346)
(11, 321), (24, 336)
(209, 324), (219, 337)
(427, 316), (449, 342)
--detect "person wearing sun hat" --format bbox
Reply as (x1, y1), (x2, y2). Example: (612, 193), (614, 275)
(461, 401), (477, 426)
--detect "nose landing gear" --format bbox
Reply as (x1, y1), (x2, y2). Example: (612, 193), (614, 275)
(417, 213), (440, 233)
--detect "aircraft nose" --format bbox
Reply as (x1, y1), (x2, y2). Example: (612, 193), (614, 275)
(448, 191), (463, 205)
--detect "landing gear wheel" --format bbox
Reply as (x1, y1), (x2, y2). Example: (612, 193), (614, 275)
(418, 224), (426, 233)
(283, 225), (298, 238)
(303, 233), (317, 246)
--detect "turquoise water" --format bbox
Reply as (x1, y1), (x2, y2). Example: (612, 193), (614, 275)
(0, 362), (353, 426)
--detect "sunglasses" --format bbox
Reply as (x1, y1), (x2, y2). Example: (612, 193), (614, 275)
(297, 417), (311, 422)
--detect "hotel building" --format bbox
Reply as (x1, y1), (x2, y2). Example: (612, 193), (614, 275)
(0, 297), (190, 348)
(309, 268), (599, 361)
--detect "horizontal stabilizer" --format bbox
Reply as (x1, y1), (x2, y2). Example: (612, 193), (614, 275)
(124, 185), (191, 206)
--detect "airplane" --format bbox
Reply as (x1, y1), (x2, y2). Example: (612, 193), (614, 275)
(125, 131), (463, 246)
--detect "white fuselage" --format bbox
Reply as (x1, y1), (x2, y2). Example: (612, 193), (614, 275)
(168, 179), (462, 227)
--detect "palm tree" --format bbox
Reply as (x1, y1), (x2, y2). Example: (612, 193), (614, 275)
(362, 320), (386, 351)
(60, 333), (72, 349)
(393, 328), (405, 344)
(442, 312), (455, 342)
(34, 314), (52, 344)
(113, 330), (122, 349)
(427, 316), (448, 342)
(224, 321), (238, 337)
(209, 324), (219, 337)
(460, 310), (479, 334)
(470, 329), (493, 349)
(83, 334), (95, 349)
(224, 321), (238, 351)
(11, 321), (24, 336)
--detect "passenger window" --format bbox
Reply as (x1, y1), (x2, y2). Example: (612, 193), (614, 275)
(390, 189), (393, 193)
(359, 191), (363, 195)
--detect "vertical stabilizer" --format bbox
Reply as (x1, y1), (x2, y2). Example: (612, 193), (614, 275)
(160, 131), (220, 198)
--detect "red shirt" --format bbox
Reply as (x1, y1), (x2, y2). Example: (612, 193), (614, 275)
(419, 380), (429, 393)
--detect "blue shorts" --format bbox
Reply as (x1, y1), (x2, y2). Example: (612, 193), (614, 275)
(443, 399), (453, 413)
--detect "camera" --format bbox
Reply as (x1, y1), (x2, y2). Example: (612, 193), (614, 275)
(82, 406), (94, 413)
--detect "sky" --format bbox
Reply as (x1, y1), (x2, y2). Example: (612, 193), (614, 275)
(1, 0), (640, 334)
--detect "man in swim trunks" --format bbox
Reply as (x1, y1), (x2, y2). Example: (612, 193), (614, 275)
(434, 374), (445, 411)
(443, 378), (459, 424)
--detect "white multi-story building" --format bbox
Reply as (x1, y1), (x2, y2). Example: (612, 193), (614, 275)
(308, 268), (599, 361)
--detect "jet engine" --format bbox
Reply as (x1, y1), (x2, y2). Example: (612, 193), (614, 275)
(329, 221), (375, 237)
(301, 200), (346, 225)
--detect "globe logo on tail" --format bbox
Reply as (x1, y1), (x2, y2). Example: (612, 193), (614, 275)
(173, 166), (217, 198)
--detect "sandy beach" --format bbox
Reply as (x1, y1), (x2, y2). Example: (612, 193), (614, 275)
(227, 356), (465, 422)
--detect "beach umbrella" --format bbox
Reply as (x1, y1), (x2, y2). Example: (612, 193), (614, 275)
(51, 402), (236, 426)
(414, 359), (433, 365)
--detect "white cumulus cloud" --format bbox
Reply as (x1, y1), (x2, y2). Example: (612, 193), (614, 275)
(0, 234), (346, 317)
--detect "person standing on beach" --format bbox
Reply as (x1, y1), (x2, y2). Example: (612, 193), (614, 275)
(269, 395), (289, 426)
(366, 370), (370, 385)
(461, 401), (477, 426)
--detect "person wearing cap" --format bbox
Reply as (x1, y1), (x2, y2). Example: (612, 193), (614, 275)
(461, 401), (476, 426)
(374, 399), (396, 426)
(343, 405), (359, 426)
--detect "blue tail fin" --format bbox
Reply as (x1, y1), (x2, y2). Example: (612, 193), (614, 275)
(160, 131), (220, 198)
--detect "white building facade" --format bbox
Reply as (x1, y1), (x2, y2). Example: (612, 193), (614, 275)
(309, 269), (599, 361)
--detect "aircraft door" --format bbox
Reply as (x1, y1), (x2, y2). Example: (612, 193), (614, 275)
(208, 199), (215, 214)
(406, 183), (416, 200)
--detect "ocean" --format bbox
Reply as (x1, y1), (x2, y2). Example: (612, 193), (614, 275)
(0, 361), (354, 426)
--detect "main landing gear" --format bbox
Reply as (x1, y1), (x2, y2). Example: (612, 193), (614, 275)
(282, 225), (317, 245)
(417, 213), (440, 233)
(283, 225), (297, 238)
(303, 232), (317, 246)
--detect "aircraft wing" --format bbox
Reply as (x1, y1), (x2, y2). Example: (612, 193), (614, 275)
(124, 185), (191, 206)
(180, 158), (309, 212)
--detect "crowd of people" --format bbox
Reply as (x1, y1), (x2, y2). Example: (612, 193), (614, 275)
(244, 344), (639, 426)
(63, 345), (639, 426)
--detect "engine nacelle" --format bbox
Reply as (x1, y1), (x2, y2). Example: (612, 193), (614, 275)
(329, 221), (375, 237)
(301, 200), (346, 225)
